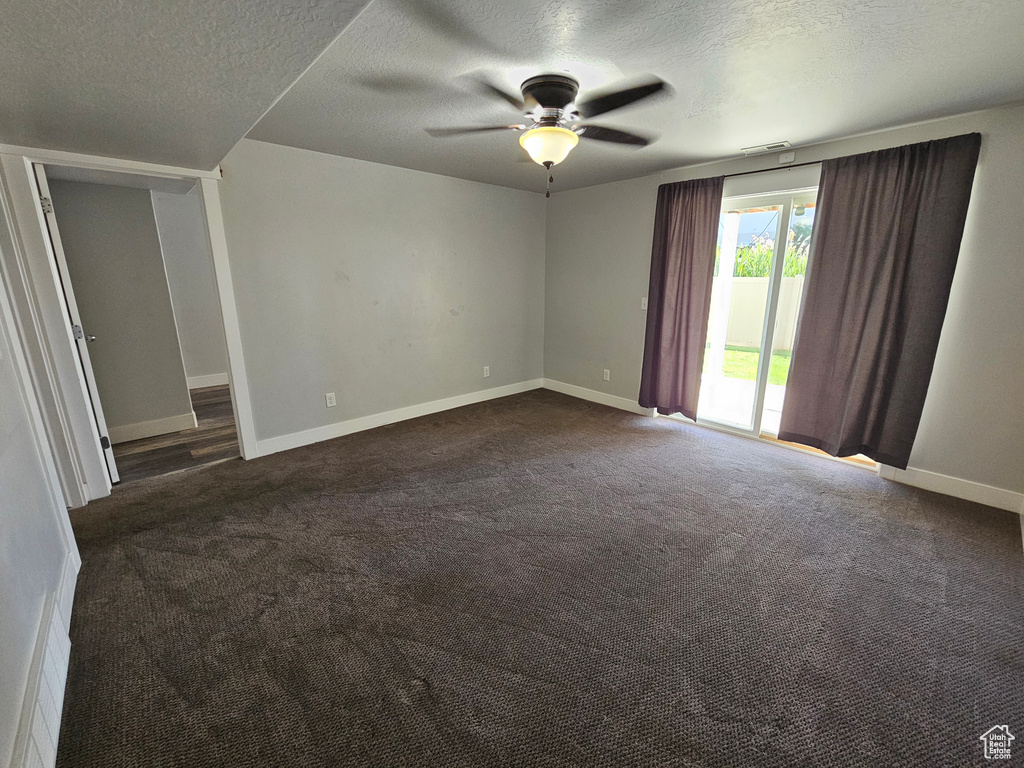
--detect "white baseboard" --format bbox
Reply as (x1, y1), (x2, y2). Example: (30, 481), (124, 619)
(54, 551), (77, 636)
(187, 372), (229, 389)
(541, 379), (654, 416)
(542, 379), (1023, 515)
(10, 554), (76, 768)
(257, 379), (545, 457)
(109, 411), (197, 444)
(878, 464), (1024, 515)
(251, 375), (1023, 519)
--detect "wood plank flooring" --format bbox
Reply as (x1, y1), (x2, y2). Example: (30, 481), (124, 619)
(759, 433), (878, 469)
(111, 385), (239, 484)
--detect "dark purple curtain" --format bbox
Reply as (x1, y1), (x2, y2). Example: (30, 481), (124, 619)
(778, 133), (981, 468)
(639, 176), (725, 419)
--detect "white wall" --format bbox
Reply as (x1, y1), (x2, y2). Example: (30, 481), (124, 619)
(152, 188), (229, 385)
(217, 139), (546, 444)
(0, 269), (69, 766)
(545, 102), (1024, 495)
(47, 180), (193, 438)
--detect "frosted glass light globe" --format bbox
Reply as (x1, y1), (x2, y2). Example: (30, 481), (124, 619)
(519, 126), (579, 166)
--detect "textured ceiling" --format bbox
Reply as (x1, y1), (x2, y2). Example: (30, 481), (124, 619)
(0, 0), (371, 170)
(248, 0), (1024, 192)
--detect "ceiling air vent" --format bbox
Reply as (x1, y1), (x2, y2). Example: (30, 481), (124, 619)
(741, 140), (792, 155)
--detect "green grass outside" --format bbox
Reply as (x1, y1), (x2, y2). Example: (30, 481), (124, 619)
(705, 346), (792, 386)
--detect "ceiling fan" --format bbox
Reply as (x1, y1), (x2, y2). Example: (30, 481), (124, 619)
(426, 74), (670, 191)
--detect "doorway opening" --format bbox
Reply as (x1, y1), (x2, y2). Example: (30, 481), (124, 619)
(698, 190), (816, 434)
(37, 163), (240, 485)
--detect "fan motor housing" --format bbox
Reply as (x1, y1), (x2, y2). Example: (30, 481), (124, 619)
(521, 75), (580, 111)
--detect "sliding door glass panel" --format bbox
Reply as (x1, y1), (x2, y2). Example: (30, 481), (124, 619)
(760, 196), (816, 435)
(698, 204), (782, 430)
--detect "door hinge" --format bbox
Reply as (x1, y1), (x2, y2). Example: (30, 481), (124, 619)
(71, 324), (84, 340)
(100, 436), (110, 450)
(39, 196), (53, 214)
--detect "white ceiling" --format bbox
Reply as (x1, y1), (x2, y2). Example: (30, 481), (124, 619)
(248, 0), (1024, 192)
(0, 0), (371, 170)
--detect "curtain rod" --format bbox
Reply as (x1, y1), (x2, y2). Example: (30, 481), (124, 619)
(722, 159), (822, 180)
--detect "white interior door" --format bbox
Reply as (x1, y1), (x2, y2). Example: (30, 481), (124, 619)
(33, 164), (120, 483)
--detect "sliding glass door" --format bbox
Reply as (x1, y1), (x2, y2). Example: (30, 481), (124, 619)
(697, 190), (817, 435)
(760, 195), (816, 434)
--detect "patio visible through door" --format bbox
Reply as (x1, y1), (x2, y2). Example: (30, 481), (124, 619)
(697, 190), (817, 436)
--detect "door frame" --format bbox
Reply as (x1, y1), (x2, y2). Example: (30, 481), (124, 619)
(0, 144), (258, 506)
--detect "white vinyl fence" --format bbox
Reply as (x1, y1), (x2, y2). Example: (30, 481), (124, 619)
(710, 275), (805, 351)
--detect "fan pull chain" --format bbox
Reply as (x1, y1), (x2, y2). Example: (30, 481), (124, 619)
(544, 161), (553, 198)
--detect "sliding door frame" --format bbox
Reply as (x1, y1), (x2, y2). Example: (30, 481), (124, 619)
(750, 196), (792, 437)
(696, 188), (817, 436)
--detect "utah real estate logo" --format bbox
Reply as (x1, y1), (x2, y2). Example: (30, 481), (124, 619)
(979, 725), (1014, 760)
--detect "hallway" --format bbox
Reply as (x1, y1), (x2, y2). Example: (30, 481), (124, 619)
(111, 385), (238, 484)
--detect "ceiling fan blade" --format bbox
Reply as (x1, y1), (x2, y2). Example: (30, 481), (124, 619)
(392, 0), (504, 55)
(352, 74), (439, 94)
(576, 125), (652, 146)
(425, 125), (525, 138)
(463, 76), (531, 111)
(575, 77), (669, 119)
(479, 82), (525, 110)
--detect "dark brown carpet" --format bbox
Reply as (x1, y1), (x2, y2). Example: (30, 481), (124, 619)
(59, 390), (1023, 767)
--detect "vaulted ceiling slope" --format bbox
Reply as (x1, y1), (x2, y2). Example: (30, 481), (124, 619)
(248, 0), (1024, 192)
(0, 0), (371, 170)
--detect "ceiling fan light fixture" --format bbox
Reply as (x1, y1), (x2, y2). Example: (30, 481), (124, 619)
(519, 125), (579, 166)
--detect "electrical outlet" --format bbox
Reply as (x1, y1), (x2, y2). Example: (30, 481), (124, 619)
(483, 366), (490, 378)
(325, 392), (336, 408)
(603, 369), (610, 382)
(641, 297), (648, 310)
